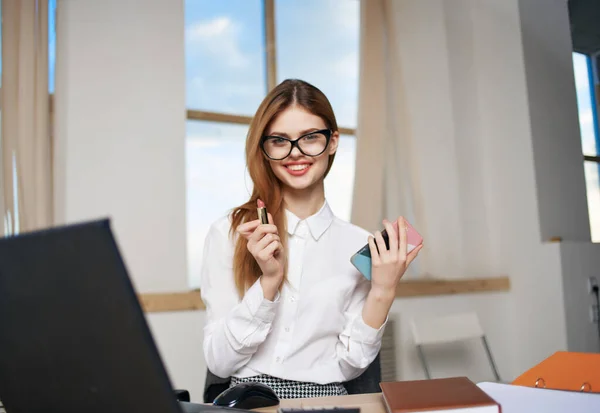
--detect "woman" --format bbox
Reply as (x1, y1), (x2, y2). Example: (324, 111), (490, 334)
(200, 79), (422, 399)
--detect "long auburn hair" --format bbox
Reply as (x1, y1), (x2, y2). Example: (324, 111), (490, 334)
(229, 79), (339, 298)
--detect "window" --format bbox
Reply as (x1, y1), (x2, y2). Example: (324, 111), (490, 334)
(0, 0), (56, 235)
(185, 0), (360, 287)
(572, 52), (600, 242)
(275, 0), (360, 128)
(185, 0), (265, 116)
(0, 0), (2, 88)
(49, 0), (56, 92)
(0, 0), (56, 89)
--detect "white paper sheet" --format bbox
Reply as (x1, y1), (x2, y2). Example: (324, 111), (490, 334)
(477, 382), (600, 413)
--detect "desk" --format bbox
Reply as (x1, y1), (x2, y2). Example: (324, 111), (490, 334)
(255, 393), (385, 413)
(258, 384), (600, 413)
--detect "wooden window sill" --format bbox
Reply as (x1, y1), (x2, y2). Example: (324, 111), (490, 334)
(138, 276), (510, 313)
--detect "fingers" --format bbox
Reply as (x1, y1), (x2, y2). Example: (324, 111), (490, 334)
(383, 219), (397, 253)
(257, 239), (280, 262)
(248, 224), (278, 244)
(398, 216), (407, 260)
(374, 230), (387, 256)
(368, 236), (381, 265)
(253, 233), (280, 253)
(236, 214), (276, 239)
(236, 219), (260, 237)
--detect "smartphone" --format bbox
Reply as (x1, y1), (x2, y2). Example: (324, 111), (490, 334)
(350, 219), (423, 280)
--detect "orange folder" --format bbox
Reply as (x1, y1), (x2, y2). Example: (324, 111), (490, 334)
(512, 351), (600, 393)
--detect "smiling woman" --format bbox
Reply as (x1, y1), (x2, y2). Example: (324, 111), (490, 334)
(184, 0), (360, 288)
(197, 78), (420, 400)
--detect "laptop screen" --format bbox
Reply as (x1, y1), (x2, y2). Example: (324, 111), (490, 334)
(0, 219), (182, 413)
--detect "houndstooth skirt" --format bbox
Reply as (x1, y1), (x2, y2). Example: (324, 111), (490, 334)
(230, 374), (348, 399)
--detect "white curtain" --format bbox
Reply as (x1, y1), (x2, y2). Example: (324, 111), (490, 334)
(352, 0), (502, 280)
(352, 0), (426, 278)
(1, 0), (53, 234)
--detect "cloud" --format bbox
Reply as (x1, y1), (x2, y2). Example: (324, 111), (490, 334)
(584, 163), (600, 242)
(324, 137), (357, 221)
(572, 53), (592, 93)
(188, 75), (264, 114)
(186, 17), (249, 68)
(577, 108), (598, 154)
(333, 51), (359, 81)
(330, 0), (360, 32)
(186, 138), (221, 149)
(579, 109), (593, 127)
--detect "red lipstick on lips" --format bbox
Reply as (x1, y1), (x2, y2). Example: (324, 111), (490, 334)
(284, 161), (312, 177)
(257, 199), (268, 224)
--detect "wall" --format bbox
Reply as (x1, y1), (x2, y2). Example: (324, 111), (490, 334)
(146, 311), (206, 398)
(514, 0), (600, 368)
(387, 0), (596, 379)
(471, 0), (572, 373)
(52, 0), (597, 403)
(390, 293), (512, 382)
(441, 0), (599, 371)
(560, 242), (600, 353)
(519, 0), (591, 242)
(53, 0), (204, 397)
(53, 0), (187, 294)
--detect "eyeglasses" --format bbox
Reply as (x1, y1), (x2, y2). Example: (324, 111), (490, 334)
(260, 129), (332, 160)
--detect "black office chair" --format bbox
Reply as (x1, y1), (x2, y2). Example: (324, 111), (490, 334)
(200, 352), (382, 403)
(174, 389), (191, 403)
(343, 352), (382, 395)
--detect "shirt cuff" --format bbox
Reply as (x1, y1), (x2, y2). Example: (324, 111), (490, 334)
(352, 314), (388, 345)
(243, 277), (280, 323)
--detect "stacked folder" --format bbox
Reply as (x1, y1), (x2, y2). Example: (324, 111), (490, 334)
(379, 351), (600, 412)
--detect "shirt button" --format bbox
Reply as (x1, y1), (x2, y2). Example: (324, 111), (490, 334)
(285, 327), (290, 332)
(290, 296), (295, 302)
(275, 357), (281, 363)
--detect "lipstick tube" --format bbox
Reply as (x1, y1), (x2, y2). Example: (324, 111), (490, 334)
(257, 199), (268, 225)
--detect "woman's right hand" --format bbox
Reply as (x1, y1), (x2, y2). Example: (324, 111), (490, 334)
(236, 213), (285, 299)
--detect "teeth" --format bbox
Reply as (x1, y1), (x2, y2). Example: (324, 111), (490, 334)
(287, 164), (309, 171)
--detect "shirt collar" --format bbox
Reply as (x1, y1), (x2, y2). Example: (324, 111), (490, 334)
(286, 200), (334, 241)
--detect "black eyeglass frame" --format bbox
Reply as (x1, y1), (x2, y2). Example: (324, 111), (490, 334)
(260, 129), (332, 160)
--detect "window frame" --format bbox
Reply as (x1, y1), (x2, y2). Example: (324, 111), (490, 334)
(185, 0), (357, 136)
(576, 52), (600, 242)
(583, 53), (600, 165)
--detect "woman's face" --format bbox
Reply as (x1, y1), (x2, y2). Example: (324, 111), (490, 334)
(263, 106), (339, 192)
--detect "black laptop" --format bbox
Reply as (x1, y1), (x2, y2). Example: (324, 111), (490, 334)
(0, 219), (242, 413)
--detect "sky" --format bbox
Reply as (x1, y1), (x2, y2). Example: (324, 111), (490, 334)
(573, 53), (599, 156)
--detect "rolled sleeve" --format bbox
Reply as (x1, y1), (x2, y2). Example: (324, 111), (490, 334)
(352, 313), (388, 345)
(336, 278), (386, 380)
(243, 277), (280, 324)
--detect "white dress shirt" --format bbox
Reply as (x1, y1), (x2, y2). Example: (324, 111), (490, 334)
(200, 200), (386, 384)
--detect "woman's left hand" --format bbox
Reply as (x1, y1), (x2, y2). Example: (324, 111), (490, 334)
(368, 216), (423, 299)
